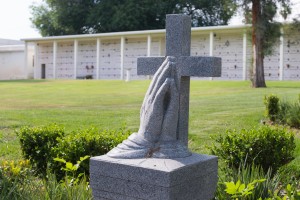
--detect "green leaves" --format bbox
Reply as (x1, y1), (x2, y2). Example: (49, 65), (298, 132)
(17, 124), (130, 180)
(54, 156), (90, 174)
(224, 179), (266, 199)
(16, 124), (65, 177)
(265, 94), (300, 128)
(210, 126), (296, 173)
(50, 126), (130, 180)
(264, 94), (280, 122)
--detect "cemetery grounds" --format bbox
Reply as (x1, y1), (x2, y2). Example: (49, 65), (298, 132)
(0, 79), (300, 198)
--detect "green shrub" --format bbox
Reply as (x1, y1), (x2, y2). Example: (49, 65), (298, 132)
(264, 94), (280, 122)
(50, 127), (130, 180)
(210, 126), (296, 173)
(17, 124), (130, 180)
(285, 102), (300, 128)
(16, 124), (65, 176)
(264, 94), (300, 128)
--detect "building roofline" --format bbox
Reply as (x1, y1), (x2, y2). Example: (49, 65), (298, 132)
(22, 24), (251, 42)
(0, 45), (24, 52)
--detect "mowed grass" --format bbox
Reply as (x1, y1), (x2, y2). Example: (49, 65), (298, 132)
(0, 80), (300, 166)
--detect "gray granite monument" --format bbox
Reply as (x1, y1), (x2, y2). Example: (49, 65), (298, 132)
(90, 14), (221, 200)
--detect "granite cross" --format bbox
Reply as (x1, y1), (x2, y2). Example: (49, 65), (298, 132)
(137, 14), (221, 146)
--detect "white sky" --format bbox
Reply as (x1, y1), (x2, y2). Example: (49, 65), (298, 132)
(0, 0), (43, 40)
(0, 0), (299, 41)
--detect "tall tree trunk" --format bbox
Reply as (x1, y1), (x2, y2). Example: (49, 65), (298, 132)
(252, 0), (266, 88)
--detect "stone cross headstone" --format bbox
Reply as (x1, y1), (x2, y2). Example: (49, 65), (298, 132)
(90, 14), (221, 200)
(137, 15), (221, 146)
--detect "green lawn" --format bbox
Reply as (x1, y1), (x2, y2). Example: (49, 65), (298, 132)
(0, 80), (300, 166)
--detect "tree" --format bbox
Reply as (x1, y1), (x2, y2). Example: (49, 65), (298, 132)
(30, 0), (236, 36)
(88, 0), (237, 33)
(176, 0), (237, 27)
(30, 0), (96, 36)
(235, 0), (291, 87)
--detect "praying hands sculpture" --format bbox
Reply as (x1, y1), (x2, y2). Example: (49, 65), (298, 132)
(107, 57), (191, 158)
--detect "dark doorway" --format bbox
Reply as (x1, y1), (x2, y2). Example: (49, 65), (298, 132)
(41, 64), (46, 79)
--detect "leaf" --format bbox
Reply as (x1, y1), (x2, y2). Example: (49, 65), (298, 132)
(65, 162), (74, 170)
(53, 157), (66, 163)
(224, 182), (238, 195)
(80, 155), (90, 161)
(73, 163), (80, 170)
(238, 184), (246, 193)
(257, 179), (266, 183)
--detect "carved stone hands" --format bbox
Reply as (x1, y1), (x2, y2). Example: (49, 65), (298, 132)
(107, 56), (191, 158)
(138, 56), (179, 143)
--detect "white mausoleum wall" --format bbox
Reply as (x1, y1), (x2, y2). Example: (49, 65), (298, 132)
(78, 40), (96, 78)
(214, 33), (244, 80)
(264, 46), (280, 80)
(38, 43), (53, 79)
(27, 26), (300, 81)
(283, 33), (300, 80)
(124, 38), (148, 80)
(56, 42), (74, 79)
(100, 39), (121, 79)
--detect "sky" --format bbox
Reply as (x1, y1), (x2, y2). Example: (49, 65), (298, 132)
(0, 0), (299, 41)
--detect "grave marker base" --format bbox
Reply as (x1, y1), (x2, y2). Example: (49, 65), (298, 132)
(90, 154), (218, 200)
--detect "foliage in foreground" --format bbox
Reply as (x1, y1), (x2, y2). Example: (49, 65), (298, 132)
(0, 159), (92, 200)
(210, 126), (296, 173)
(16, 124), (130, 179)
(216, 163), (300, 200)
(215, 164), (279, 200)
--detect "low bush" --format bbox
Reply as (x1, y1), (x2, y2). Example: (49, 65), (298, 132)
(17, 124), (130, 180)
(210, 126), (296, 173)
(50, 127), (130, 180)
(264, 94), (300, 128)
(16, 124), (65, 176)
(264, 94), (280, 122)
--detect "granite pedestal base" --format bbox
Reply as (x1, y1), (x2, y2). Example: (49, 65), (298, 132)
(90, 153), (218, 200)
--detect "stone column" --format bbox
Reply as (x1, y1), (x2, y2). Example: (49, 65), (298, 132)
(96, 38), (101, 80)
(74, 39), (78, 79)
(53, 41), (57, 79)
(279, 28), (284, 81)
(242, 32), (247, 80)
(120, 36), (125, 80)
(34, 43), (39, 79)
(209, 31), (214, 80)
(24, 42), (28, 79)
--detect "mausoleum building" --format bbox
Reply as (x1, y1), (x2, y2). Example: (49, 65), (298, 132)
(23, 24), (300, 80)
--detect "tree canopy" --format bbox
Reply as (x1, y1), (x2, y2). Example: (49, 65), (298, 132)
(30, 0), (236, 36)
